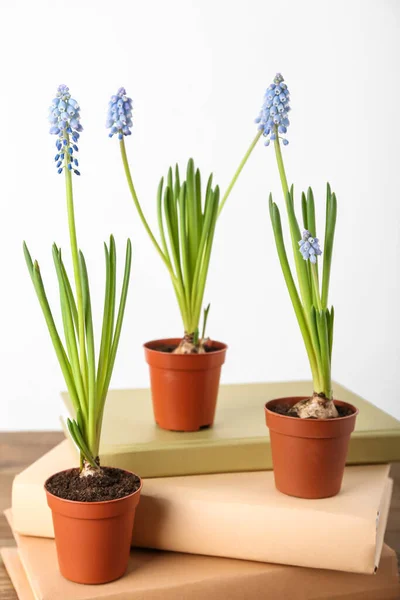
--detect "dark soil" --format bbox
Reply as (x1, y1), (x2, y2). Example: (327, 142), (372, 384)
(269, 403), (354, 419)
(45, 467), (141, 502)
(155, 343), (216, 353)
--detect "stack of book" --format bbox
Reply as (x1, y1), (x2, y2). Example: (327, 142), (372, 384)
(3, 381), (400, 599)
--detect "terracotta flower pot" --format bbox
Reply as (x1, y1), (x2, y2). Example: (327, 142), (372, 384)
(265, 397), (358, 499)
(45, 470), (142, 584)
(144, 338), (227, 432)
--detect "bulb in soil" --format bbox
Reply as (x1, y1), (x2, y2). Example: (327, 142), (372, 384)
(289, 394), (339, 419)
(80, 458), (102, 478)
(173, 336), (209, 355)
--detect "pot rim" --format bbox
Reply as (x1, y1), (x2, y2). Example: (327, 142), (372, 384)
(44, 467), (143, 506)
(265, 396), (359, 422)
(143, 337), (228, 355)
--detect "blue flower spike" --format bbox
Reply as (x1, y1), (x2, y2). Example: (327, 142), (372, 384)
(298, 230), (322, 264)
(255, 73), (290, 146)
(48, 85), (82, 175)
(106, 87), (133, 140)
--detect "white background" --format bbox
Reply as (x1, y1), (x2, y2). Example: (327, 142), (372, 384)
(1, 0), (399, 430)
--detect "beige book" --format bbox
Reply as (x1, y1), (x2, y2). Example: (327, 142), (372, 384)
(2, 512), (400, 600)
(11, 442), (393, 573)
(61, 381), (400, 478)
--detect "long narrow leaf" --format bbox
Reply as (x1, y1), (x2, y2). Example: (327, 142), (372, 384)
(195, 168), (203, 234)
(192, 187), (220, 328)
(157, 176), (173, 265)
(53, 246), (87, 416)
(79, 250), (97, 455)
(59, 252), (78, 334)
(306, 187), (316, 237)
(98, 239), (132, 432)
(301, 193), (308, 230)
(309, 306), (323, 384)
(27, 256), (80, 415)
(316, 310), (331, 397)
(167, 167), (179, 247)
(191, 182), (216, 313)
(177, 182), (191, 319)
(67, 418), (98, 467)
(269, 197), (320, 388)
(321, 185), (337, 309)
(327, 306), (335, 360)
(186, 159), (199, 277)
(164, 186), (183, 284)
(285, 189), (313, 312)
(23, 242), (34, 276)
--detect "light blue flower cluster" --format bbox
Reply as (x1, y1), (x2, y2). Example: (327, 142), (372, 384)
(48, 85), (81, 175)
(299, 230), (322, 264)
(255, 73), (291, 146)
(106, 88), (133, 140)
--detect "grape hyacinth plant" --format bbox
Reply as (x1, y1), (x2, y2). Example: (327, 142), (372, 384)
(262, 74), (338, 419)
(24, 85), (133, 474)
(107, 87), (262, 354)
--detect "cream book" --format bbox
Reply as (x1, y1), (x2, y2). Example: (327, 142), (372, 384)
(12, 441), (393, 574)
(2, 512), (400, 600)
(62, 381), (400, 477)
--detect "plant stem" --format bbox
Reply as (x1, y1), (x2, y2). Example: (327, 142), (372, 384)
(64, 154), (87, 408)
(218, 130), (262, 217)
(273, 132), (289, 199)
(119, 139), (173, 275)
(272, 131), (322, 392)
(119, 139), (189, 329)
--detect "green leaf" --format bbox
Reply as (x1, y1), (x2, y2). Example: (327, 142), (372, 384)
(316, 309), (331, 398)
(327, 306), (335, 360)
(306, 187), (316, 237)
(99, 239), (132, 416)
(97, 240), (115, 393)
(285, 189), (313, 313)
(52, 245), (87, 417)
(157, 177), (173, 266)
(23, 242), (34, 276)
(301, 193), (308, 231)
(186, 158), (199, 277)
(59, 251), (78, 335)
(164, 185), (183, 284)
(79, 250), (97, 456)
(321, 185), (337, 309)
(174, 164), (181, 202)
(191, 180), (216, 313)
(26, 254), (81, 416)
(192, 186), (220, 329)
(195, 168), (203, 233)
(269, 195), (321, 390)
(177, 182), (191, 318)
(167, 166), (179, 247)
(67, 418), (98, 468)
(201, 303), (211, 340)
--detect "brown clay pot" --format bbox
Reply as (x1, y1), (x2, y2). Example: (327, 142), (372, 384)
(45, 470), (142, 584)
(265, 397), (358, 499)
(144, 338), (227, 432)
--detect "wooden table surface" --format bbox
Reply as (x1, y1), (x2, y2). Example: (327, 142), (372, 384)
(0, 432), (399, 599)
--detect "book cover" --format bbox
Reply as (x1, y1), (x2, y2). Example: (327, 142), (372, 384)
(11, 443), (393, 573)
(3, 512), (400, 600)
(62, 381), (400, 477)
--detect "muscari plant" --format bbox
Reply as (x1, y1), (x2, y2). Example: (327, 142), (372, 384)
(23, 85), (132, 474)
(256, 74), (338, 419)
(106, 88), (264, 354)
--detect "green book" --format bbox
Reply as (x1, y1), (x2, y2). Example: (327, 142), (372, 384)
(62, 381), (400, 478)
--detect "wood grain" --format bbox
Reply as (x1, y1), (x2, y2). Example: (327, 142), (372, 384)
(0, 432), (399, 598)
(0, 432), (63, 599)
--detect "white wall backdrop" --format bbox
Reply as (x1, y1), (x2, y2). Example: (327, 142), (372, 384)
(1, 0), (399, 430)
